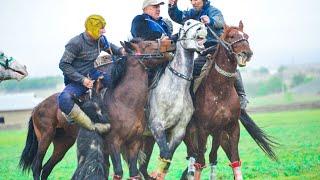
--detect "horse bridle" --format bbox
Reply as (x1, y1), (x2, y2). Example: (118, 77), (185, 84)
(130, 39), (175, 59)
(167, 22), (205, 81)
(206, 25), (248, 58)
(206, 25), (248, 78)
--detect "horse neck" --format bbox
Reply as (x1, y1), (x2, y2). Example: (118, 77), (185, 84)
(207, 44), (237, 88)
(112, 56), (148, 103)
(169, 41), (195, 78)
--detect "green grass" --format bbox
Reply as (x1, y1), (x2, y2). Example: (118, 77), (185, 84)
(1, 109), (320, 179)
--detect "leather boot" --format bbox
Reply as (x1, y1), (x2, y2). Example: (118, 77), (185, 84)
(68, 104), (111, 134)
(234, 69), (249, 109)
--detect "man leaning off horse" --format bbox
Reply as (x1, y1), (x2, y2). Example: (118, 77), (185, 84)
(168, 0), (249, 109)
(58, 14), (124, 134)
(131, 0), (175, 81)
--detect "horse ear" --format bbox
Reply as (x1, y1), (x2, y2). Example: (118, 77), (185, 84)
(239, 20), (244, 31)
(122, 41), (134, 54)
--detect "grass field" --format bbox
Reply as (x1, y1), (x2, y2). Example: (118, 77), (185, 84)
(0, 109), (319, 179)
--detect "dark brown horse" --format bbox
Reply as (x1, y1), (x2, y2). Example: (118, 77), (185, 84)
(181, 21), (278, 180)
(19, 38), (175, 180)
(101, 39), (175, 179)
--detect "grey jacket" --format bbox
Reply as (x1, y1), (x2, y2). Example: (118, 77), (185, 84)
(59, 32), (121, 84)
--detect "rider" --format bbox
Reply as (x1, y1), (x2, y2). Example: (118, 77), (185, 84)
(131, 0), (172, 40)
(131, 0), (174, 82)
(168, 0), (249, 109)
(58, 14), (124, 134)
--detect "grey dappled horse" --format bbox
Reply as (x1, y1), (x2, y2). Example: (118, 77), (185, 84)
(0, 51), (28, 82)
(146, 19), (207, 179)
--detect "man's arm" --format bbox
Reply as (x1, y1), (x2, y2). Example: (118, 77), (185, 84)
(206, 7), (225, 29)
(131, 15), (163, 40)
(59, 41), (84, 84)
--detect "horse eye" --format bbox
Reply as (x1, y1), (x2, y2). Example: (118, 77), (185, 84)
(197, 27), (201, 31)
(187, 22), (191, 26)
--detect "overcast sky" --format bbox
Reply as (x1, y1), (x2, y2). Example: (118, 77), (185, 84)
(1, 0), (319, 77)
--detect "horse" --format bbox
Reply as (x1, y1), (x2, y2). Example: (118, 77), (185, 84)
(0, 51), (28, 82)
(98, 38), (168, 179)
(138, 19), (207, 179)
(181, 21), (278, 180)
(18, 38), (175, 180)
(72, 85), (109, 180)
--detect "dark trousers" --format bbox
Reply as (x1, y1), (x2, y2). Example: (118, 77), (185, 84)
(58, 69), (111, 114)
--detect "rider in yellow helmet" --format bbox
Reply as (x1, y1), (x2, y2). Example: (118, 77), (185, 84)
(58, 14), (124, 134)
(85, 14), (107, 40)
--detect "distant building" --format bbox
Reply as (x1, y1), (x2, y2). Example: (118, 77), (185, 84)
(0, 93), (43, 129)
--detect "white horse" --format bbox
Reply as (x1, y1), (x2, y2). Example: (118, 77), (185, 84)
(0, 51), (28, 82)
(147, 19), (207, 179)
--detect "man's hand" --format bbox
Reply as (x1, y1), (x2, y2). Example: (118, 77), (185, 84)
(168, 0), (177, 6)
(83, 77), (94, 89)
(200, 15), (210, 24)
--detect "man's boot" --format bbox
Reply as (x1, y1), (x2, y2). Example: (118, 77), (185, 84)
(234, 69), (249, 109)
(68, 104), (111, 134)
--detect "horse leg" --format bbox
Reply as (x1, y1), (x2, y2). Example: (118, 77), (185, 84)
(126, 139), (142, 179)
(32, 131), (54, 180)
(109, 141), (123, 179)
(104, 152), (110, 179)
(180, 120), (198, 180)
(41, 134), (76, 179)
(220, 122), (242, 180)
(194, 126), (209, 180)
(208, 131), (222, 180)
(149, 122), (170, 179)
(139, 135), (155, 180)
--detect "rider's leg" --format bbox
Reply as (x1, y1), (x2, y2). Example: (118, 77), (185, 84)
(58, 83), (110, 134)
(234, 69), (249, 109)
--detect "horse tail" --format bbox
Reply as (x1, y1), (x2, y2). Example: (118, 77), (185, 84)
(239, 109), (279, 161)
(19, 117), (38, 172)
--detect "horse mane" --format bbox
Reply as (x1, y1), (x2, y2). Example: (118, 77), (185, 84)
(110, 56), (127, 89)
(110, 38), (145, 89)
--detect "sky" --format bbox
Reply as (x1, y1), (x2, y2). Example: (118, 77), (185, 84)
(0, 0), (319, 77)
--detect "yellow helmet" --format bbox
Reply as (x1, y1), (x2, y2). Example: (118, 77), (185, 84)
(85, 14), (106, 40)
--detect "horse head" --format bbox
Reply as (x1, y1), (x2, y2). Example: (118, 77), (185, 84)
(221, 21), (253, 67)
(0, 51), (28, 81)
(178, 19), (207, 52)
(121, 38), (175, 68)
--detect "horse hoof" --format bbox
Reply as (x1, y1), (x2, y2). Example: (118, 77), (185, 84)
(150, 171), (165, 180)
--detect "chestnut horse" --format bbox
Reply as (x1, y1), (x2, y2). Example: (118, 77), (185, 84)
(181, 21), (278, 180)
(19, 38), (175, 180)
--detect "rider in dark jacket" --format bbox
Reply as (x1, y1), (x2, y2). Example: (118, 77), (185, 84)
(131, 0), (174, 82)
(168, 0), (249, 109)
(58, 14), (124, 134)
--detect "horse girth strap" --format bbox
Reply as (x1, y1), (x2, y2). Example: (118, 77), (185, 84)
(168, 65), (193, 81)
